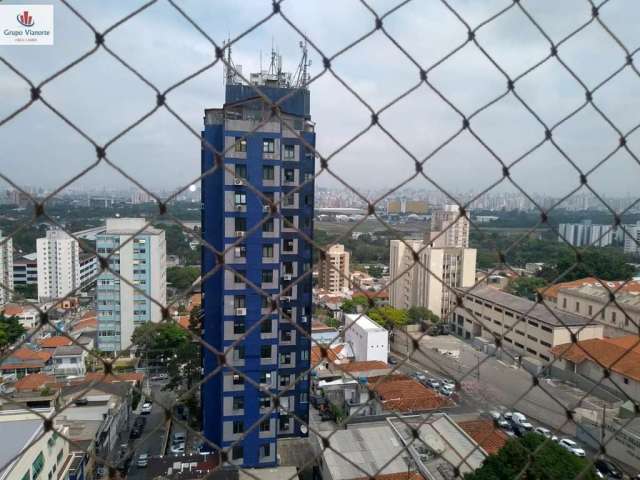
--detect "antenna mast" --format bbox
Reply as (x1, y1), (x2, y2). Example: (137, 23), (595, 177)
(293, 40), (311, 88)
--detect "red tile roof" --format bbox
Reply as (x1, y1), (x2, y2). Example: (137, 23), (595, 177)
(12, 348), (52, 362)
(71, 317), (97, 332)
(81, 310), (97, 319)
(552, 335), (640, 382)
(15, 373), (57, 392)
(39, 336), (73, 348)
(353, 289), (390, 301)
(3, 304), (26, 316)
(176, 315), (190, 329)
(541, 277), (640, 300)
(311, 344), (344, 366)
(337, 361), (389, 373)
(458, 420), (508, 455)
(369, 374), (453, 412)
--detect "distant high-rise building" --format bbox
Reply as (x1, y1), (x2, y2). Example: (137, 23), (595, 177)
(558, 221), (614, 247)
(427, 204), (469, 248)
(318, 244), (350, 293)
(0, 231), (13, 307)
(36, 230), (80, 301)
(389, 239), (476, 319)
(201, 55), (315, 467)
(13, 253), (37, 286)
(623, 222), (640, 254)
(96, 218), (166, 353)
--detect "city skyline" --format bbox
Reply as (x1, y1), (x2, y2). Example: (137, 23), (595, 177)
(1, 1), (639, 197)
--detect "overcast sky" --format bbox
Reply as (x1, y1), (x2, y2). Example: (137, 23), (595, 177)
(1, 0), (639, 201)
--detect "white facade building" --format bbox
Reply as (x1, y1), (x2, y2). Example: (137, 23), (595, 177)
(623, 222), (640, 254)
(96, 218), (166, 353)
(0, 230), (13, 307)
(427, 204), (469, 248)
(343, 313), (388, 363)
(389, 240), (476, 319)
(558, 221), (614, 247)
(36, 229), (80, 301)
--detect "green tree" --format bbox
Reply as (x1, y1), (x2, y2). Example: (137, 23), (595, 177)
(0, 314), (26, 347)
(167, 266), (200, 291)
(506, 277), (548, 300)
(368, 265), (384, 278)
(367, 306), (409, 329)
(465, 433), (597, 480)
(543, 247), (635, 282)
(131, 322), (189, 365)
(340, 296), (368, 314)
(406, 306), (439, 324)
(13, 284), (37, 300)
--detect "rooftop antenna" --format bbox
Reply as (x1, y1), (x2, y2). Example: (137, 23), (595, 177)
(293, 39), (311, 88)
(223, 36), (234, 85)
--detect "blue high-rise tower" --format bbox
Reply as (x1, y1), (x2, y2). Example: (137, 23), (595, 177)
(200, 56), (315, 468)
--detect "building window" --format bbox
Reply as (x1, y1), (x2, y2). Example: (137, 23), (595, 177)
(260, 419), (270, 431)
(234, 217), (246, 233)
(234, 137), (247, 152)
(575, 302), (580, 313)
(283, 239), (294, 252)
(281, 330), (292, 342)
(232, 445), (243, 460)
(280, 374), (291, 387)
(624, 377), (629, 384)
(300, 349), (309, 361)
(233, 347), (245, 361)
(260, 443), (271, 459)
(284, 215), (294, 228)
(284, 144), (295, 160)
(233, 420), (244, 434)
(234, 246), (246, 258)
(234, 296), (246, 309)
(235, 164), (247, 179)
(234, 271), (245, 284)
(263, 139), (275, 154)
(260, 345), (272, 359)
(540, 340), (551, 347)
(283, 168), (295, 183)
(562, 298), (567, 308)
(232, 374), (244, 385)
(263, 219), (274, 233)
(261, 319), (273, 334)
(588, 305), (593, 316)
(263, 166), (275, 181)
(280, 352), (292, 364)
(263, 244), (274, 258)
(262, 270), (274, 284)
(232, 396), (244, 410)
(234, 192), (247, 205)
(260, 372), (272, 384)
(233, 320), (245, 335)
(612, 311), (617, 323)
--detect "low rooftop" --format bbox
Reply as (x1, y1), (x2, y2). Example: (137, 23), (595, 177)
(370, 375), (453, 412)
(461, 286), (598, 327)
(344, 313), (386, 332)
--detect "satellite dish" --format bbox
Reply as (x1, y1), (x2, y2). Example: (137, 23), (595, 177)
(300, 425), (308, 434)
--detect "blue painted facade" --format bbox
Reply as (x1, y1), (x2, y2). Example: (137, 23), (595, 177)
(201, 82), (315, 467)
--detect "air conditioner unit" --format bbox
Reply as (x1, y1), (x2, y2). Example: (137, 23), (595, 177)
(262, 205), (270, 213)
(280, 296), (292, 301)
(235, 308), (247, 316)
(283, 274), (292, 281)
(300, 316), (308, 323)
(235, 205), (245, 212)
(234, 178), (244, 186)
(235, 231), (245, 238)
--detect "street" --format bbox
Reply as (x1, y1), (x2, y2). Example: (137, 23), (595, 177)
(123, 382), (175, 480)
(392, 333), (616, 437)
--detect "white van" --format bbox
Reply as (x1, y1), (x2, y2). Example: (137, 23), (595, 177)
(512, 412), (533, 430)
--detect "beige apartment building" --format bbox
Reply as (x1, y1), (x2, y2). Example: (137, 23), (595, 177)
(453, 287), (603, 362)
(389, 239), (476, 319)
(556, 283), (640, 337)
(427, 204), (469, 248)
(318, 244), (351, 293)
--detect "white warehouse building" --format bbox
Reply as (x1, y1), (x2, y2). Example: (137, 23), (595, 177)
(343, 313), (389, 363)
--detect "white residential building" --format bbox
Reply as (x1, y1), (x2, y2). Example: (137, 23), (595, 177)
(389, 240), (476, 319)
(79, 253), (98, 286)
(0, 230), (13, 307)
(52, 345), (87, 378)
(343, 313), (388, 363)
(96, 218), (166, 353)
(427, 204), (469, 248)
(36, 229), (80, 301)
(558, 221), (614, 247)
(12, 253), (37, 286)
(318, 244), (350, 293)
(623, 222), (640, 254)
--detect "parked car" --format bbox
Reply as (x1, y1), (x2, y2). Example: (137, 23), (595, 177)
(129, 427), (141, 439)
(172, 431), (186, 445)
(489, 411), (502, 422)
(510, 412), (533, 431)
(426, 378), (441, 389)
(497, 418), (512, 432)
(534, 427), (557, 441)
(441, 379), (456, 389)
(170, 442), (185, 455)
(412, 372), (427, 383)
(503, 411), (513, 420)
(594, 459), (622, 479)
(388, 356), (398, 365)
(136, 453), (149, 468)
(558, 438), (586, 457)
(319, 410), (335, 421)
(134, 416), (146, 428)
(439, 385), (455, 397)
(141, 402), (153, 414)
